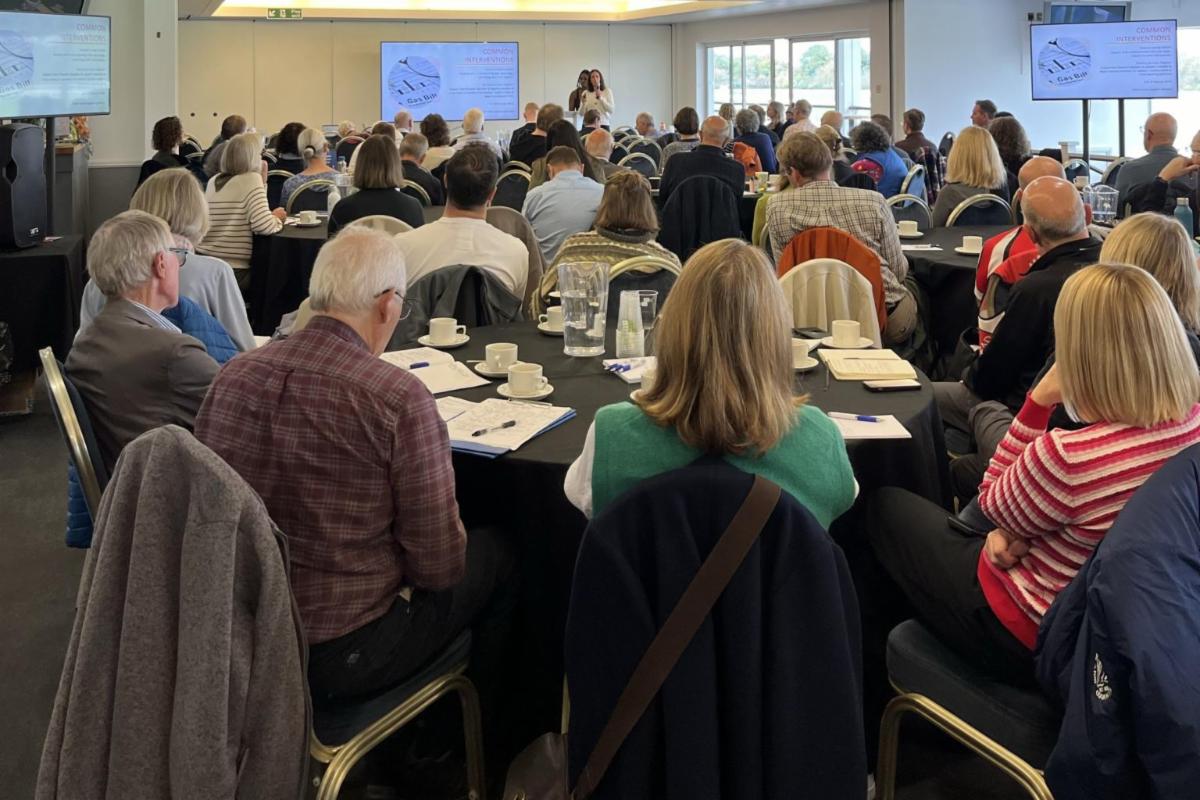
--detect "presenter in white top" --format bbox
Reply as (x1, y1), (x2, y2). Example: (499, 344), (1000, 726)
(580, 69), (615, 129)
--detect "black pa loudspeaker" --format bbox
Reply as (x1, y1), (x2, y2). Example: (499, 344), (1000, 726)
(0, 123), (47, 249)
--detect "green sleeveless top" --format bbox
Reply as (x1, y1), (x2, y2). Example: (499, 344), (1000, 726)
(591, 402), (856, 529)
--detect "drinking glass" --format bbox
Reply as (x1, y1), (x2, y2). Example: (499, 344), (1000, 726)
(637, 290), (659, 331)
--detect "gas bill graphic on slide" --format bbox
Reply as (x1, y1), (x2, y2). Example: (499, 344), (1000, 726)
(387, 55), (441, 110)
(0, 30), (34, 100)
(1038, 36), (1091, 88)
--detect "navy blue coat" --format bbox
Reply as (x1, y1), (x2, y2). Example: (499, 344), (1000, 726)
(1036, 443), (1200, 799)
(565, 459), (865, 800)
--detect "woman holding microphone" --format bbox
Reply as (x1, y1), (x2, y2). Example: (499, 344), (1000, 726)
(580, 68), (614, 130)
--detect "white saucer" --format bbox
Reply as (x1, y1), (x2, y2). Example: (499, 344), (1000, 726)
(819, 336), (875, 349)
(793, 357), (819, 371)
(498, 382), (554, 400)
(417, 333), (470, 349)
(898, 231), (924, 239)
(548, 290), (562, 299)
(474, 361), (520, 378)
(954, 247), (983, 256)
(290, 220), (323, 228)
(537, 322), (564, 336)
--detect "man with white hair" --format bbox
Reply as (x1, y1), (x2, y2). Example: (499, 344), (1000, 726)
(392, 108), (412, 134)
(635, 112), (656, 139)
(196, 226), (515, 706)
(66, 210), (219, 473)
(399, 132), (444, 205)
(453, 107), (503, 159)
(584, 127), (623, 182)
(783, 99), (818, 138)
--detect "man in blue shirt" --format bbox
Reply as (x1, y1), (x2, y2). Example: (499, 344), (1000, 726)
(521, 146), (605, 264)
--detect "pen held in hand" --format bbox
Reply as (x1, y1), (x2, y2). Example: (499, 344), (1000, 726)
(471, 419), (517, 437)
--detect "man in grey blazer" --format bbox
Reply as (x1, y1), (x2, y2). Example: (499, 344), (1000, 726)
(67, 210), (220, 473)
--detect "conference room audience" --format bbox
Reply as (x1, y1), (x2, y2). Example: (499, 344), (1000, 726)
(767, 133), (916, 346)
(930, 126), (1010, 226)
(454, 107), (503, 159)
(510, 103), (564, 166)
(327, 135), (423, 236)
(784, 100), (817, 138)
(399, 133), (445, 206)
(81, 168), (255, 352)
(522, 146), (605, 265)
(137, 116), (188, 188)
(279, 128), (340, 211)
(510, 102), (539, 147)
(67, 210), (219, 473)
(529, 119), (601, 188)
(1115, 112), (1179, 212)
(584, 128), (624, 182)
(733, 108), (777, 174)
(635, 112), (656, 139)
(194, 226), (515, 718)
(272, 121), (307, 174)
(894, 108), (937, 161)
(564, 238), (854, 523)
(657, 115), (744, 206)
(200, 132), (286, 290)
(971, 99), (997, 127)
(936, 177), (1101, 443)
(660, 106), (701, 167)
(872, 262), (1200, 680)
(849, 121), (907, 197)
(419, 114), (456, 170)
(393, 146), (529, 299)
(392, 109), (413, 134)
(579, 69), (614, 128)
(541, 171), (679, 301)
(203, 114), (248, 179)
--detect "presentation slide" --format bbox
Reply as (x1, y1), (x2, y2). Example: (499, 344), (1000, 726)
(0, 11), (110, 117)
(380, 41), (519, 122)
(1031, 20), (1177, 101)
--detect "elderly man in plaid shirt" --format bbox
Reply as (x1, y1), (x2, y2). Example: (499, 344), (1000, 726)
(196, 227), (515, 713)
(766, 132), (919, 345)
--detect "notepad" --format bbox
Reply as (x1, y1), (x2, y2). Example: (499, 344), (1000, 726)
(435, 396), (477, 423)
(379, 348), (488, 394)
(445, 398), (576, 457)
(901, 244), (943, 251)
(380, 347), (455, 369)
(602, 356), (657, 384)
(819, 349), (917, 381)
(252, 335), (272, 348)
(830, 414), (912, 440)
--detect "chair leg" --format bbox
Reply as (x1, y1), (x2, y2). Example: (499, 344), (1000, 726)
(876, 693), (1054, 800)
(449, 674), (488, 800)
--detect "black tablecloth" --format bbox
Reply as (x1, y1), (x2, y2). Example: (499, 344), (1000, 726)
(249, 222), (328, 335)
(906, 225), (1010, 376)
(0, 236), (85, 372)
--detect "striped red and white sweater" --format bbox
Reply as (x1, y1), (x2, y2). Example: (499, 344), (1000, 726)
(977, 395), (1200, 648)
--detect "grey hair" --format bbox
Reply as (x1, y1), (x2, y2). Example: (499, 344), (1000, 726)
(89, 210), (175, 298)
(399, 132), (429, 160)
(636, 111), (654, 128)
(393, 108), (412, 128)
(462, 108), (484, 134)
(129, 167), (210, 246)
(308, 227), (407, 315)
(299, 128), (327, 160)
(734, 108), (760, 137)
(795, 99), (813, 117)
(220, 131), (263, 176)
(850, 121), (892, 153)
(748, 104), (766, 125)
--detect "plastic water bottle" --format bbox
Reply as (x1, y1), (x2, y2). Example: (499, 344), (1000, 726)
(1174, 197), (1194, 237)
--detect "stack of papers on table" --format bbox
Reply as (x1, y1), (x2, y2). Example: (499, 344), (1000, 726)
(437, 397), (576, 457)
(900, 244), (943, 251)
(601, 356), (657, 384)
(829, 413), (912, 440)
(380, 348), (489, 394)
(819, 349), (917, 381)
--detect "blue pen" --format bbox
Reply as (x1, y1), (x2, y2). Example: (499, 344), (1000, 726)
(829, 412), (881, 423)
(409, 361), (430, 369)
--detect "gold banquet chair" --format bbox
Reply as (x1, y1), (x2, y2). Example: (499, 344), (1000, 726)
(309, 630), (486, 800)
(286, 179), (339, 215)
(345, 215), (413, 236)
(39, 347), (107, 519)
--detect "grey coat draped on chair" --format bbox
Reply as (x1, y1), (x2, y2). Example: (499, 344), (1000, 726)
(390, 265), (524, 349)
(36, 425), (310, 800)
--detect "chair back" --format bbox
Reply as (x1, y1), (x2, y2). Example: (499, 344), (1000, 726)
(618, 152), (658, 179)
(628, 138), (663, 170)
(946, 193), (1013, 227)
(776, 227), (886, 335)
(486, 206), (543, 316)
(607, 255), (681, 324)
(779, 258), (883, 347)
(1064, 159), (1090, 183)
(335, 136), (362, 165)
(390, 265), (523, 348)
(401, 179), (432, 207)
(39, 348), (108, 519)
(261, 150), (278, 166)
(900, 163), (926, 200)
(179, 136), (203, 158)
(502, 160), (532, 173)
(1100, 157), (1128, 188)
(842, 147), (858, 159)
(492, 169), (531, 211)
(286, 179), (338, 214)
(266, 169), (293, 210)
(610, 142), (630, 165)
(656, 174), (743, 263)
(345, 215), (412, 235)
(886, 194), (933, 231)
(938, 131), (955, 158)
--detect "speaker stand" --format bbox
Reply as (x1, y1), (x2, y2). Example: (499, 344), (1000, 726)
(43, 116), (56, 239)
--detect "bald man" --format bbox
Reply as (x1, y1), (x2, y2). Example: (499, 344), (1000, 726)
(936, 176), (1102, 453)
(657, 114), (744, 206)
(510, 101), (540, 149)
(584, 127), (623, 182)
(1115, 112), (1179, 212)
(393, 109), (413, 134)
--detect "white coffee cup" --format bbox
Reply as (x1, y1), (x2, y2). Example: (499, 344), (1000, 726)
(429, 317), (466, 344)
(898, 219), (919, 236)
(831, 320), (862, 348)
(507, 362), (548, 396)
(298, 210), (318, 224)
(961, 235), (983, 253)
(792, 338), (816, 365)
(486, 342), (518, 371)
(539, 306), (564, 330)
(640, 367), (657, 394)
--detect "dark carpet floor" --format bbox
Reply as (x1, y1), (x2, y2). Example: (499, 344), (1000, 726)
(0, 376), (1031, 799)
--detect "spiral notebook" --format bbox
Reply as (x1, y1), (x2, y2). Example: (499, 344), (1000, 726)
(819, 349), (917, 381)
(437, 397), (576, 458)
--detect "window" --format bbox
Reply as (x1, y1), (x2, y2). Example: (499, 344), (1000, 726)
(704, 35), (871, 132)
(1124, 27), (1200, 158)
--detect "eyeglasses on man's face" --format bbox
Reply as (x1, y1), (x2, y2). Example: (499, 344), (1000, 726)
(167, 247), (188, 268)
(376, 288), (413, 320)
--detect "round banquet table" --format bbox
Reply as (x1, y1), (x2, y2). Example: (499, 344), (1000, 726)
(432, 321), (949, 735)
(904, 224), (1010, 377)
(249, 220), (328, 335)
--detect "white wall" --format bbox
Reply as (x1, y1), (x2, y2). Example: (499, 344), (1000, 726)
(670, 0), (896, 122)
(178, 20), (672, 142)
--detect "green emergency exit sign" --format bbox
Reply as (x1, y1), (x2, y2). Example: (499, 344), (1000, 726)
(267, 8), (303, 19)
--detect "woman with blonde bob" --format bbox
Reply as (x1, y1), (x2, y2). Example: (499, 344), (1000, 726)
(1098, 211), (1200, 333)
(871, 262), (1200, 681)
(564, 238), (856, 524)
(930, 125), (1010, 226)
